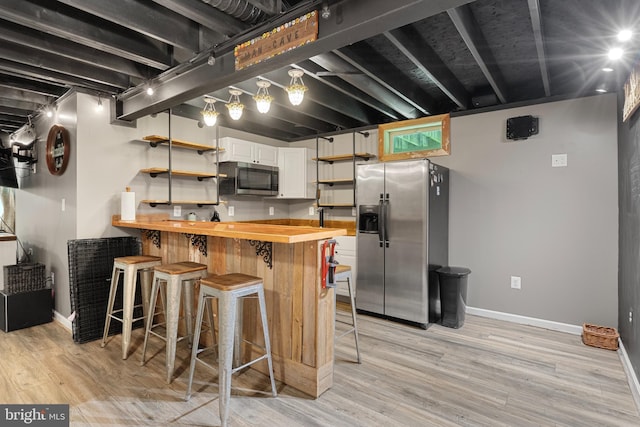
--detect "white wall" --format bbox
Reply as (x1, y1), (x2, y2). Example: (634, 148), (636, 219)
(436, 94), (619, 326)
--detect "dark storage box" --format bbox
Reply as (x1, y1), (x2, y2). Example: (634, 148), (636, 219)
(0, 288), (52, 332)
(3, 263), (46, 294)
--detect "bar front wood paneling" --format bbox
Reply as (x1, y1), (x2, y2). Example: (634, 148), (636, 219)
(114, 215), (344, 398)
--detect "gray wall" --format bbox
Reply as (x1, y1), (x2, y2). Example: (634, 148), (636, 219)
(436, 94), (619, 326)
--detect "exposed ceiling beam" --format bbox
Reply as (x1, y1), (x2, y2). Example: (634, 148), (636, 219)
(0, 87), (51, 106)
(150, 0), (249, 36)
(332, 46), (437, 116)
(0, 0), (171, 70)
(527, 0), (551, 96)
(119, 0), (474, 121)
(0, 106), (34, 117)
(245, 0), (282, 15)
(0, 59), (123, 94)
(384, 28), (470, 110)
(309, 52), (420, 120)
(0, 19), (149, 79)
(0, 74), (67, 98)
(0, 41), (130, 89)
(57, 0), (201, 52)
(447, 4), (509, 104)
(0, 114), (26, 125)
(258, 64), (380, 126)
(0, 98), (41, 113)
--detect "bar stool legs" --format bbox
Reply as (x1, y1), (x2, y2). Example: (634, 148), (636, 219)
(185, 274), (277, 427)
(334, 265), (361, 364)
(140, 262), (208, 383)
(101, 256), (162, 360)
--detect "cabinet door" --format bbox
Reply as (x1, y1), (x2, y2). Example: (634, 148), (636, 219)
(277, 148), (313, 198)
(254, 144), (278, 166)
(219, 137), (253, 163)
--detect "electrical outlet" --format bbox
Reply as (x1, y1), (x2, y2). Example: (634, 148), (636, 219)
(269, 206), (274, 216)
(61, 198), (66, 212)
(510, 275), (521, 289)
(51, 271), (55, 286)
(551, 154), (567, 167)
(173, 205), (181, 217)
(352, 207), (357, 216)
(309, 206), (315, 216)
(630, 310), (633, 323)
(228, 206), (235, 217)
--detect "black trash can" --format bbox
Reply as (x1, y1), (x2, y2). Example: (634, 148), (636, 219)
(436, 266), (471, 328)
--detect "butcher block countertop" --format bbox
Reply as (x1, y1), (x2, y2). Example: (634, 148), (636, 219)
(112, 215), (346, 243)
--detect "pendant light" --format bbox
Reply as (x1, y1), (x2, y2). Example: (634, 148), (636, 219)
(285, 69), (307, 106)
(226, 89), (244, 120)
(254, 80), (274, 114)
(201, 96), (219, 126)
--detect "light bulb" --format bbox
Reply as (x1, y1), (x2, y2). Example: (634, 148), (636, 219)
(146, 85), (154, 95)
(254, 80), (273, 114)
(608, 47), (624, 60)
(226, 89), (244, 120)
(201, 97), (219, 126)
(285, 69), (308, 106)
(618, 29), (632, 42)
(96, 96), (104, 112)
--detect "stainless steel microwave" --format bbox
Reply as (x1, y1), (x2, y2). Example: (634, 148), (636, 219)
(218, 162), (279, 196)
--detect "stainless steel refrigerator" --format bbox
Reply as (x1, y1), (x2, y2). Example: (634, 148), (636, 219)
(356, 159), (448, 328)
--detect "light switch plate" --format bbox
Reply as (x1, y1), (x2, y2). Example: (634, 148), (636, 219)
(269, 206), (274, 216)
(173, 205), (181, 217)
(228, 206), (235, 216)
(552, 154), (567, 167)
(309, 206), (315, 216)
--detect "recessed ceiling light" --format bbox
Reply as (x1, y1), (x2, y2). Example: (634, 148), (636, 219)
(596, 88), (607, 93)
(608, 47), (624, 60)
(618, 29), (633, 42)
(602, 67), (614, 72)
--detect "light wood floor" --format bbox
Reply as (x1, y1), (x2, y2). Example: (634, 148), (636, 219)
(1, 310), (638, 426)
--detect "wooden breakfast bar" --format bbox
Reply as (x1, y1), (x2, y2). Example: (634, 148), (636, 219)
(112, 215), (347, 398)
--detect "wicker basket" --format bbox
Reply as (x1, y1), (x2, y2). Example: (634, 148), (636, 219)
(582, 323), (619, 350)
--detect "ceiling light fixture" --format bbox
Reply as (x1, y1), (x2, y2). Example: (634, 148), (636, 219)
(226, 89), (244, 120)
(596, 88), (608, 93)
(201, 96), (219, 126)
(45, 103), (56, 118)
(146, 83), (154, 96)
(608, 47), (624, 60)
(618, 29), (633, 42)
(602, 67), (614, 72)
(285, 69), (308, 106)
(254, 80), (274, 114)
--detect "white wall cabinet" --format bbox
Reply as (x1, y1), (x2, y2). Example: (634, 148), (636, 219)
(333, 236), (357, 298)
(218, 137), (278, 166)
(277, 147), (315, 199)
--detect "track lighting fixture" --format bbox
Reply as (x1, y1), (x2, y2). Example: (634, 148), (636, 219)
(96, 95), (104, 112)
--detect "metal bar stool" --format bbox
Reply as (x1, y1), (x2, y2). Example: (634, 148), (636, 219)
(333, 264), (361, 363)
(185, 273), (277, 427)
(140, 261), (209, 383)
(101, 255), (163, 360)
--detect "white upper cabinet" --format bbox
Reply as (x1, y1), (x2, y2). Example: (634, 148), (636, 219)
(277, 147), (315, 199)
(218, 137), (278, 166)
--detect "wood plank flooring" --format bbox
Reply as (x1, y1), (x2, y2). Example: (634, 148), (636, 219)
(0, 311), (638, 426)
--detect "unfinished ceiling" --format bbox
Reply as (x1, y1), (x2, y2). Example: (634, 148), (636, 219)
(0, 0), (639, 142)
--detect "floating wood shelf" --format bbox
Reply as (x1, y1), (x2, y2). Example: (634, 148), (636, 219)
(139, 135), (223, 155)
(140, 168), (226, 181)
(316, 178), (355, 186)
(141, 199), (220, 207)
(312, 153), (375, 163)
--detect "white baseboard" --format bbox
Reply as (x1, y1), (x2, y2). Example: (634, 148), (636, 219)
(618, 340), (640, 415)
(53, 310), (72, 331)
(466, 306), (583, 335)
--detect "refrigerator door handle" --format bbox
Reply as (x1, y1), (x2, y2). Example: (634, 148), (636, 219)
(378, 199), (385, 245)
(383, 198), (390, 245)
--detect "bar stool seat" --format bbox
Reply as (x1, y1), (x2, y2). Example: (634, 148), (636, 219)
(140, 261), (208, 383)
(101, 255), (163, 360)
(333, 264), (361, 364)
(185, 273), (277, 427)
